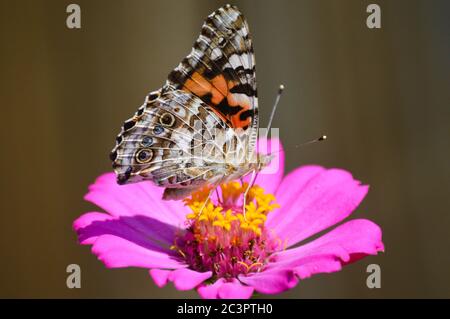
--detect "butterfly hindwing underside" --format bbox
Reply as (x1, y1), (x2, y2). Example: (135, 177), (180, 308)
(110, 4), (261, 199)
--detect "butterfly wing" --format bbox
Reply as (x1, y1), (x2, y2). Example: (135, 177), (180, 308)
(165, 4), (258, 158)
(111, 5), (258, 199)
(111, 89), (229, 192)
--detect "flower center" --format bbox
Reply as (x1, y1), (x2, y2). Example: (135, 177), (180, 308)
(172, 182), (281, 279)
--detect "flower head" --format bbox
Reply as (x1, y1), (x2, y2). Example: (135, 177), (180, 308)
(176, 182), (280, 280)
(74, 138), (384, 299)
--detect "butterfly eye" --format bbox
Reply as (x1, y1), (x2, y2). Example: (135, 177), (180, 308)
(153, 125), (164, 135)
(140, 136), (153, 147)
(136, 148), (153, 164)
(159, 112), (175, 127)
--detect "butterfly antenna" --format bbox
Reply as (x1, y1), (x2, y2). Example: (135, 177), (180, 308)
(264, 135), (327, 158)
(294, 135), (327, 148)
(265, 84), (285, 139)
(249, 85), (284, 214)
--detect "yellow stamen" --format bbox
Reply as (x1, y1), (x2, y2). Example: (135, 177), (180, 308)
(248, 262), (263, 271)
(185, 182), (279, 236)
(212, 209), (237, 231)
(237, 261), (250, 271)
(170, 245), (186, 258)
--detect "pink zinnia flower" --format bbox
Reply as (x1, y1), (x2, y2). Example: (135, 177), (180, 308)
(73, 138), (384, 299)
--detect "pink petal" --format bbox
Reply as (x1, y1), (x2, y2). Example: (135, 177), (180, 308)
(74, 212), (178, 247)
(197, 279), (225, 299)
(149, 269), (171, 287)
(84, 173), (189, 227)
(90, 234), (186, 269)
(269, 165), (325, 221)
(244, 137), (284, 195)
(267, 166), (369, 247)
(238, 268), (298, 294)
(73, 212), (113, 244)
(217, 279), (254, 299)
(74, 210), (189, 270)
(170, 269), (213, 291)
(197, 279), (254, 299)
(149, 268), (212, 291)
(272, 219), (384, 279)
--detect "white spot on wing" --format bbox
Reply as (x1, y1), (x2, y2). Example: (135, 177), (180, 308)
(211, 47), (222, 60)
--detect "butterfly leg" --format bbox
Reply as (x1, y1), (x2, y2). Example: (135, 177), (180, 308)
(242, 169), (257, 220)
(215, 187), (222, 205)
(250, 171), (260, 190)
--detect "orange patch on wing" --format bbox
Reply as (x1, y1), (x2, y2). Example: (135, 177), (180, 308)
(184, 72), (227, 105)
(231, 109), (252, 128)
(185, 75), (252, 129)
(211, 75), (228, 97)
(229, 95), (252, 128)
(184, 72), (210, 96)
(222, 80), (252, 128)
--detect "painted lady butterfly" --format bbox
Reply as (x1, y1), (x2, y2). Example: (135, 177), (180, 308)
(110, 4), (274, 201)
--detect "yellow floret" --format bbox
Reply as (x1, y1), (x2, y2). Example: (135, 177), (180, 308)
(185, 181), (279, 236)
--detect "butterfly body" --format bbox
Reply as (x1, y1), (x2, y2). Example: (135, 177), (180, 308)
(110, 4), (270, 200)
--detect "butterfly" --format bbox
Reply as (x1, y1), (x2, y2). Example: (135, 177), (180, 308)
(110, 4), (273, 201)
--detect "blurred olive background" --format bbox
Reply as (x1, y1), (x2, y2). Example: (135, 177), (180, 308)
(1, 0), (449, 298)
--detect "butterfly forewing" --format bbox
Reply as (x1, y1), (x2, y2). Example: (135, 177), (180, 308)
(165, 4), (258, 153)
(111, 5), (259, 199)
